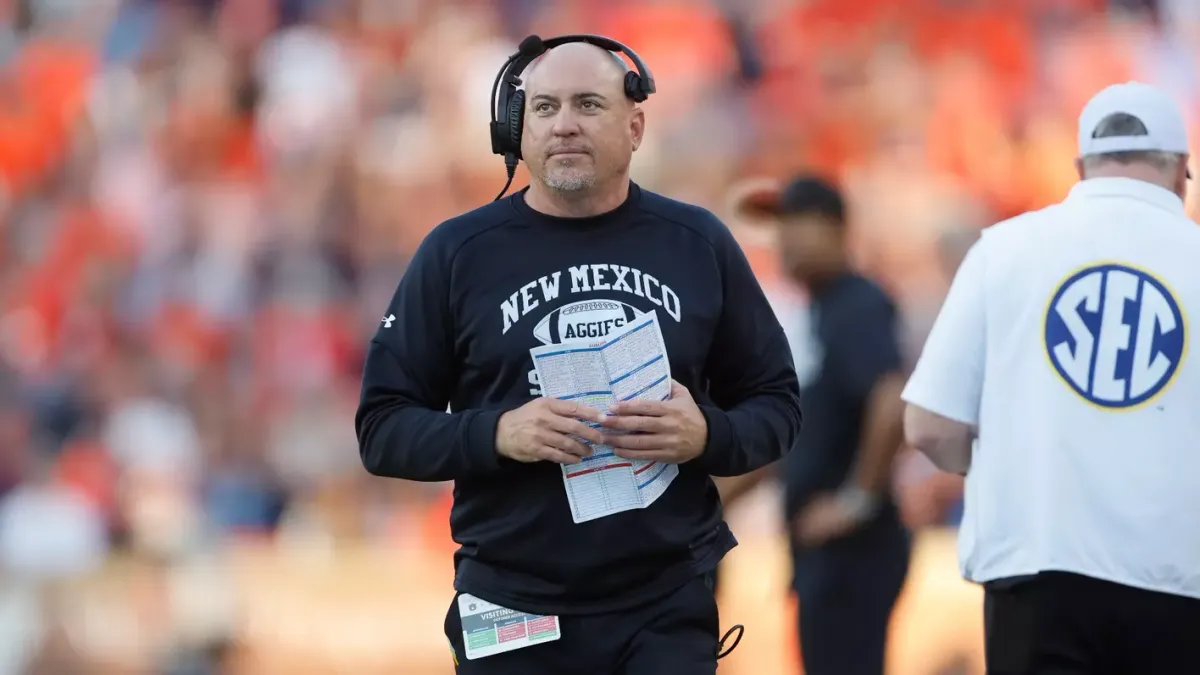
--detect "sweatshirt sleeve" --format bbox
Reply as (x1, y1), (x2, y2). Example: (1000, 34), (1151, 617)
(354, 231), (504, 482)
(694, 224), (803, 477)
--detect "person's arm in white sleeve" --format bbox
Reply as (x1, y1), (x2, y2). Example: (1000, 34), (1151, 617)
(902, 239), (987, 475)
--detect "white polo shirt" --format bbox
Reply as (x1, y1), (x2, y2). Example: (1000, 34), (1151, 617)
(902, 177), (1200, 599)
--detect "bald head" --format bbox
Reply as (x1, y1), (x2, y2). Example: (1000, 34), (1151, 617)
(523, 42), (632, 107)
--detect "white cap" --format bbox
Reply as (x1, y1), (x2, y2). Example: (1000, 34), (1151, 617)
(1078, 81), (1190, 158)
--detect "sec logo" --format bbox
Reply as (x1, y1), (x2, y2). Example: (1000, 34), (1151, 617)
(1044, 263), (1187, 409)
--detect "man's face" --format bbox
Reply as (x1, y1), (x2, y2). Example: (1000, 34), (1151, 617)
(777, 213), (843, 283)
(520, 44), (644, 195)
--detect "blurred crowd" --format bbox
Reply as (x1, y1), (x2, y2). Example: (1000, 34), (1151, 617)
(2, 0), (1200, 672)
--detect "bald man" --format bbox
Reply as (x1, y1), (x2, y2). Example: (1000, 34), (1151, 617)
(357, 39), (802, 674)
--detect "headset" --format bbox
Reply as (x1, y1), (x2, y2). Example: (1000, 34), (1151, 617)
(488, 34), (657, 201)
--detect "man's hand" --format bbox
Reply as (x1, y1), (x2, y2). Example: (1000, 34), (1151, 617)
(794, 490), (874, 547)
(897, 471), (964, 529)
(496, 398), (605, 465)
(600, 380), (708, 463)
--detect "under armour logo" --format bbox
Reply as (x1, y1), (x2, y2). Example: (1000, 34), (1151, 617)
(382, 314), (396, 328)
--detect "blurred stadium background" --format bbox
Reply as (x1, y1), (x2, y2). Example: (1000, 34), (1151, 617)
(0, 0), (1197, 673)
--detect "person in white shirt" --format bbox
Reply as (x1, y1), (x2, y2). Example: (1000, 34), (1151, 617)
(902, 81), (1200, 674)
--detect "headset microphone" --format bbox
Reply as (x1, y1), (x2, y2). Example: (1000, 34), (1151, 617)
(517, 35), (545, 56)
(488, 34), (656, 202)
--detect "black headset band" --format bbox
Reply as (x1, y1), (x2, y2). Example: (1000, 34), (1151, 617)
(490, 34), (656, 128)
(489, 52), (533, 128)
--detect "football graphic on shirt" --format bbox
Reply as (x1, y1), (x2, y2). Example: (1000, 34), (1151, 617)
(533, 299), (643, 345)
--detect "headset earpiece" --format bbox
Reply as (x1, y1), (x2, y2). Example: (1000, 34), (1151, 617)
(625, 71), (648, 103)
(507, 90), (526, 160)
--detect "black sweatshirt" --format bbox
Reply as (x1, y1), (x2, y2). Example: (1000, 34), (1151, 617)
(355, 183), (802, 615)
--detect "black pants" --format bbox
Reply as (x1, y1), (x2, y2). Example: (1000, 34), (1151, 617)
(793, 525), (911, 675)
(985, 571), (1200, 675)
(445, 574), (720, 674)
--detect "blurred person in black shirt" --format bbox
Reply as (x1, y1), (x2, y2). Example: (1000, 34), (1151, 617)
(738, 176), (910, 675)
(355, 38), (801, 674)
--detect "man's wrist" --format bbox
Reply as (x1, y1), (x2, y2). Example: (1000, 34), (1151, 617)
(696, 405), (732, 466)
(493, 410), (511, 459)
(468, 409), (506, 471)
(834, 485), (882, 520)
(692, 414), (709, 460)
